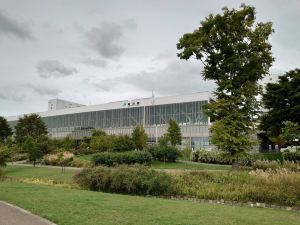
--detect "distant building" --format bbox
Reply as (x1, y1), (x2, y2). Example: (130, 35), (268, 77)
(6, 92), (211, 149)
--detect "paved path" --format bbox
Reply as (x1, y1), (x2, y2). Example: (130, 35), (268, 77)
(0, 201), (56, 225)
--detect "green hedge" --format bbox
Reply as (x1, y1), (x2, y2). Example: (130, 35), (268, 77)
(74, 165), (172, 195)
(148, 145), (181, 162)
(283, 151), (300, 162)
(92, 151), (152, 166)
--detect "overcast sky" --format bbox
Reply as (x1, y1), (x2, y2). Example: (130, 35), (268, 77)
(0, 0), (299, 116)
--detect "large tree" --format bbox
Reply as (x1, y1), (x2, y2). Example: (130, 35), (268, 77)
(0, 116), (12, 143)
(15, 114), (48, 143)
(260, 69), (300, 138)
(177, 4), (273, 163)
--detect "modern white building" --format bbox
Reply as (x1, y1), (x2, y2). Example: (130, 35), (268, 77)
(6, 92), (211, 148)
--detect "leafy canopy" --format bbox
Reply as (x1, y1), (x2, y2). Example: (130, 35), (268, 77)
(0, 116), (12, 143)
(15, 114), (48, 143)
(260, 69), (300, 137)
(177, 4), (273, 159)
(281, 121), (300, 146)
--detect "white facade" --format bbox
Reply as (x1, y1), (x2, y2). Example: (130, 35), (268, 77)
(7, 92), (211, 148)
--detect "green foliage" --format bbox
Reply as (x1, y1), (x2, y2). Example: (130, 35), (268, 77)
(15, 114), (48, 143)
(90, 134), (112, 152)
(283, 151), (300, 162)
(92, 130), (106, 137)
(132, 125), (148, 150)
(166, 118), (182, 146)
(281, 121), (300, 146)
(177, 4), (274, 162)
(92, 151), (152, 166)
(0, 144), (11, 167)
(74, 165), (172, 195)
(260, 69), (300, 137)
(181, 147), (192, 161)
(22, 136), (43, 167)
(0, 116), (12, 142)
(111, 135), (134, 152)
(148, 143), (181, 163)
(62, 135), (75, 151)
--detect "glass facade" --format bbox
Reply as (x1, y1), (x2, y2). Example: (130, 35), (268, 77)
(8, 100), (210, 147)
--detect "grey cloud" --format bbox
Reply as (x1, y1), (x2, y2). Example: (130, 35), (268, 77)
(82, 58), (108, 68)
(152, 51), (174, 61)
(26, 84), (61, 96)
(0, 89), (25, 102)
(123, 19), (137, 30)
(37, 60), (78, 78)
(96, 60), (215, 95)
(0, 10), (33, 40)
(85, 21), (124, 59)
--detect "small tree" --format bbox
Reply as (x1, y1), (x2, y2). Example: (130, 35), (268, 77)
(58, 152), (73, 173)
(15, 114), (47, 143)
(132, 125), (148, 150)
(281, 121), (300, 147)
(0, 116), (12, 143)
(23, 136), (42, 167)
(166, 118), (182, 146)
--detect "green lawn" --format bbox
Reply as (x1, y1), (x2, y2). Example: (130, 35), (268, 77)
(3, 165), (76, 184)
(0, 181), (299, 225)
(151, 160), (231, 170)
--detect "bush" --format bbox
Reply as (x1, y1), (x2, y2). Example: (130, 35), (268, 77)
(0, 145), (11, 167)
(90, 135), (112, 152)
(148, 144), (180, 162)
(69, 159), (92, 168)
(92, 151), (152, 166)
(43, 152), (74, 166)
(259, 152), (284, 163)
(252, 160), (281, 171)
(73, 165), (172, 195)
(283, 151), (300, 162)
(111, 135), (135, 152)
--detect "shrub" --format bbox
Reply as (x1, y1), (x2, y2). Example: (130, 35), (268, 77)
(111, 135), (135, 152)
(0, 169), (4, 180)
(283, 151), (300, 162)
(0, 145), (11, 167)
(193, 150), (259, 166)
(43, 152), (74, 166)
(69, 159), (92, 168)
(90, 135), (112, 152)
(148, 144), (180, 162)
(259, 152), (284, 163)
(252, 160), (281, 171)
(73, 165), (172, 195)
(92, 151), (152, 166)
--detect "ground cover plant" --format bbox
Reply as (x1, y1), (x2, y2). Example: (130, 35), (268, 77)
(0, 181), (300, 225)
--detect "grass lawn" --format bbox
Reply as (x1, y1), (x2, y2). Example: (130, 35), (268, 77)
(151, 160), (231, 170)
(3, 165), (76, 184)
(0, 181), (299, 225)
